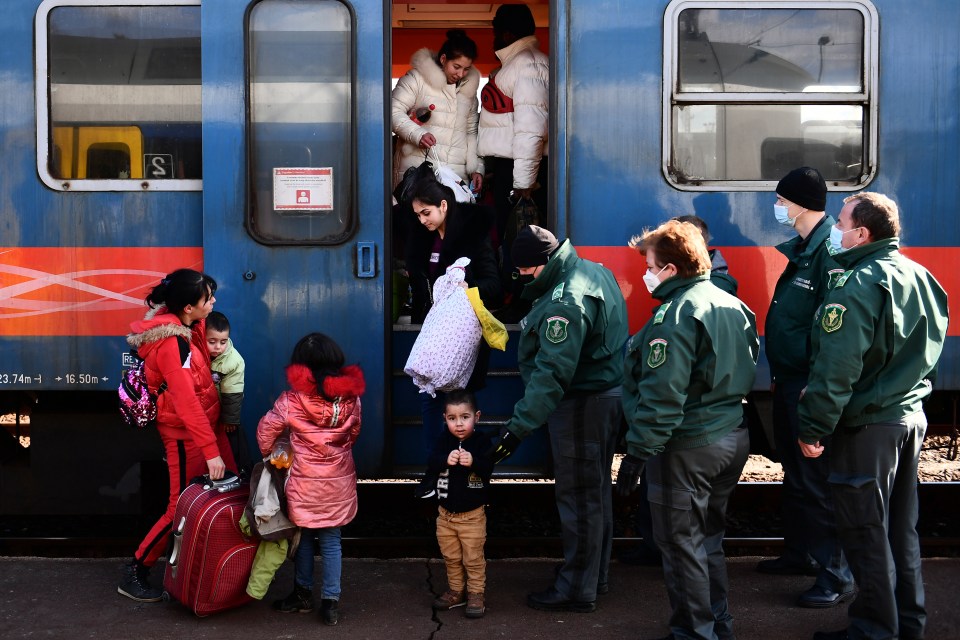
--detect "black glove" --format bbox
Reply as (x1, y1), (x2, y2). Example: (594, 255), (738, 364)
(490, 429), (522, 464)
(615, 455), (646, 497)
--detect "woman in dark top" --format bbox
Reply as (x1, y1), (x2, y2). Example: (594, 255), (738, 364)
(405, 177), (503, 491)
(405, 177), (502, 324)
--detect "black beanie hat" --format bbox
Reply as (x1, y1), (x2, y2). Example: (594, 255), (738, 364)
(776, 166), (827, 212)
(512, 225), (559, 268)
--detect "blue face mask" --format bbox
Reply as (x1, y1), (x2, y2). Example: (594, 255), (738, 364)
(829, 225), (862, 254)
(774, 204), (795, 227)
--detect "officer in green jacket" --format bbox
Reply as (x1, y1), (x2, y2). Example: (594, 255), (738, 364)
(491, 225), (628, 613)
(799, 193), (948, 640)
(616, 220), (758, 640)
(761, 167), (854, 611)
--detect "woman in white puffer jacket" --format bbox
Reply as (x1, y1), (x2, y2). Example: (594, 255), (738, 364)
(391, 30), (484, 193)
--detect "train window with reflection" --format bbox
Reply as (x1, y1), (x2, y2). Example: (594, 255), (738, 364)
(36, 1), (202, 191)
(247, 0), (355, 245)
(663, 1), (878, 190)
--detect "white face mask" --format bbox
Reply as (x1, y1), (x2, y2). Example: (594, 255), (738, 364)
(829, 225), (861, 254)
(774, 203), (795, 227)
(643, 265), (668, 293)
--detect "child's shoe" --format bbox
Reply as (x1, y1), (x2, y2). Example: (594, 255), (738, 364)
(414, 474), (437, 499)
(432, 589), (466, 610)
(320, 598), (339, 625)
(273, 583), (313, 613)
(465, 592), (485, 618)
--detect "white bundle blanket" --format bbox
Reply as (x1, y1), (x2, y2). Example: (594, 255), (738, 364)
(404, 257), (482, 396)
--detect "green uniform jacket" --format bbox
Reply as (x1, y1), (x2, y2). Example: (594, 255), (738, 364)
(798, 238), (949, 443)
(211, 339), (245, 425)
(623, 274), (759, 460)
(765, 216), (840, 383)
(507, 240), (629, 439)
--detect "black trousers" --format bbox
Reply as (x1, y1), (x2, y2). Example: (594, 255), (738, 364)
(648, 426), (749, 640)
(829, 413), (927, 640)
(547, 387), (621, 601)
(773, 379), (853, 590)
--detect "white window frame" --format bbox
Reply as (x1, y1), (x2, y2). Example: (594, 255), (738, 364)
(35, 0), (202, 192)
(662, 0), (879, 191)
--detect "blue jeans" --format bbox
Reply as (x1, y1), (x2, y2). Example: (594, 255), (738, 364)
(294, 527), (342, 600)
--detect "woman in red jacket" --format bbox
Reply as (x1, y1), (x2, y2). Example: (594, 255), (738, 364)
(258, 333), (365, 626)
(117, 268), (237, 603)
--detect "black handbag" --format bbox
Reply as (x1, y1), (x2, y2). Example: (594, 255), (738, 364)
(393, 155), (436, 205)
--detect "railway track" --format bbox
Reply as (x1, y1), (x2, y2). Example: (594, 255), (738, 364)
(1, 481), (956, 558)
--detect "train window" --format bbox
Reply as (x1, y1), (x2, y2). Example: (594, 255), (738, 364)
(663, 1), (878, 190)
(247, 0), (355, 245)
(36, 1), (202, 191)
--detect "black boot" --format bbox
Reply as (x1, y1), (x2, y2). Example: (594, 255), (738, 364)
(273, 583), (313, 613)
(320, 598), (339, 625)
(117, 559), (163, 603)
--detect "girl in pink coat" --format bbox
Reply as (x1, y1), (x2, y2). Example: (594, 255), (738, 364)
(257, 333), (365, 626)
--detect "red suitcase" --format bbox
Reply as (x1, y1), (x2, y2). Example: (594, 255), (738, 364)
(163, 473), (257, 616)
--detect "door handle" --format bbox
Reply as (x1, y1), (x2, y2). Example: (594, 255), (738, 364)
(356, 242), (376, 278)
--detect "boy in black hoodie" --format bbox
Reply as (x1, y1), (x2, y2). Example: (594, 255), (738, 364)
(427, 390), (494, 619)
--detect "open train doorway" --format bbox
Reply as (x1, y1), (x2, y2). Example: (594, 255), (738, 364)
(387, 2), (553, 477)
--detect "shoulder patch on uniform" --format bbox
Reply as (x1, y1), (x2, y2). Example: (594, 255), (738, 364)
(551, 283), (565, 301)
(827, 269), (846, 289)
(647, 338), (668, 368)
(545, 316), (570, 343)
(834, 270), (854, 288)
(653, 300), (673, 325)
(821, 303), (846, 333)
(544, 316), (570, 344)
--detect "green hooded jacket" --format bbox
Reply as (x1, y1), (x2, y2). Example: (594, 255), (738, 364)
(506, 240), (629, 439)
(798, 238), (949, 443)
(623, 274), (759, 460)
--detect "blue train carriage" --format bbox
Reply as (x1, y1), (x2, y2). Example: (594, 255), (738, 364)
(0, 0), (957, 530)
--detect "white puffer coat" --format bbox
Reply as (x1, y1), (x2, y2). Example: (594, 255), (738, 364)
(477, 36), (549, 190)
(391, 48), (483, 187)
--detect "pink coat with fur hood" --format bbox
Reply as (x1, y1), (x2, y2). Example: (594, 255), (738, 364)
(257, 364), (365, 529)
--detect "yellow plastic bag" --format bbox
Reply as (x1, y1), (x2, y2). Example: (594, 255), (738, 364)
(466, 287), (508, 351)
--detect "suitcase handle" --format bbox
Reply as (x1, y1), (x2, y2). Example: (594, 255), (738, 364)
(200, 471), (241, 493)
(168, 516), (186, 578)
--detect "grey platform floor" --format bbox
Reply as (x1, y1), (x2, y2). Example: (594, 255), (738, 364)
(1, 556), (957, 639)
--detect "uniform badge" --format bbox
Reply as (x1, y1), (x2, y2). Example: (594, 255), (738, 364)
(821, 303), (846, 333)
(647, 338), (668, 368)
(834, 270), (854, 288)
(827, 269), (846, 289)
(653, 301), (672, 325)
(545, 316), (569, 343)
(551, 283), (565, 301)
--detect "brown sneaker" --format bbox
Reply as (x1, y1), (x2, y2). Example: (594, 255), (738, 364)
(465, 592), (485, 618)
(432, 590), (465, 610)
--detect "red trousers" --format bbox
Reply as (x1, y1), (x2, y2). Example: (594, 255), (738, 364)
(134, 429), (236, 567)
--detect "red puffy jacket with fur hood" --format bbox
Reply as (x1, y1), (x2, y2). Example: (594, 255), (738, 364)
(257, 364), (365, 529)
(127, 307), (221, 461)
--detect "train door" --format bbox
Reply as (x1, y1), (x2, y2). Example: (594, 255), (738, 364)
(199, 0), (388, 475)
(388, 1), (553, 476)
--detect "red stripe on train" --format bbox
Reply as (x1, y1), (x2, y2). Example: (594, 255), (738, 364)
(0, 247), (203, 336)
(578, 246), (959, 336)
